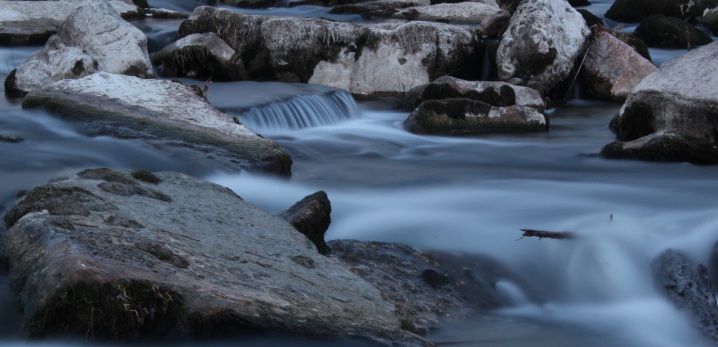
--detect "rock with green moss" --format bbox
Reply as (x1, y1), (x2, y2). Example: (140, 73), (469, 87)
(404, 98), (547, 135)
(2, 169), (427, 344)
(600, 132), (718, 165)
(22, 72), (292, 175)
(150, 33), (246, 80)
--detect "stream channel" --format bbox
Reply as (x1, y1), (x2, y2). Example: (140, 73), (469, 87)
(1, 0), (718, 346)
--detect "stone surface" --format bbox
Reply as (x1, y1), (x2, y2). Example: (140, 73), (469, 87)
(330, 0), (430, 18)
(5, 1), (153, 96)
(280, 191), (332, 255)
(147, 8), (190, 19)
(702, 7), (718, 35)
(613, 41), (718, 144)
(391, 2), (510, 36)
(402, 75), (544, 110)
(328, 240), (525, 335)
(403, 98), (547, 135)
(634, 15), (713, 49)
(22, 72), (292, 175)
(151, 33), (246, 80)
(2, 169), (426, 344)
(606, 0), (718, 23)
(600, 132), (718, 165)
(652, 249), (718, 343)
(604, 28), (652, 62)
(178, 7), (483, 96)
(496, 0), (590, 94)
(0, 0), (141, 46)
(581, 26), (656, 101)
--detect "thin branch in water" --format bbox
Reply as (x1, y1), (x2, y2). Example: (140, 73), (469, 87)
(517, 228), (577, 240)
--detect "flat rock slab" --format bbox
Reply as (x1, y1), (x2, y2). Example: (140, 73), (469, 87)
(22, 72), (292, 175)
(0, 0), (141, 46)
(2, 169), (423, 344)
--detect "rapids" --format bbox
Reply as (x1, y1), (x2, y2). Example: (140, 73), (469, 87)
(1, 0), (718, 346)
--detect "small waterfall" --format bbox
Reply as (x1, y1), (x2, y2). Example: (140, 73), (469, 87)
(235, 90), (361, 131)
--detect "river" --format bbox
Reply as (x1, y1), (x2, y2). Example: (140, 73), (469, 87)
(1, 0), (718, 346)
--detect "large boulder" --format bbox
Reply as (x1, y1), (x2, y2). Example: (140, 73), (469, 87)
(605, 0), (718, 23)
(402, 75), (545, 110)
(600, 132), (718, 165)
(652, 249), (718, 343)
(391, 2), (510, 36)
(5, 1), (153, 96)
(633, 15), (713, 49)
(22, 72), (292, 175)
(150, 33), (246, 80)
(496, 0), (590, 94)
(403, 98), (548, 135)
(581, 26), (656, 101)
(613, 41), (718, 144)
(280, 191), (332, 255)
(1, 169), (424, 344)
(178, 7), (483, 96)
(0, 0), (142, 46)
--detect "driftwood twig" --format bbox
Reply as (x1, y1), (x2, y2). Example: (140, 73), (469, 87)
(517, 228), (577, 240)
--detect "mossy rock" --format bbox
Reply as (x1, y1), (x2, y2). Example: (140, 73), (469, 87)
(601, 132), (718, 165)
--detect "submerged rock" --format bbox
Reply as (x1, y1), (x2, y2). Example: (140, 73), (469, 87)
(496, 0), (590, 94)
(329, 240), (525, 334)
(402, 76), (544, 110)
(581, 26), (656, 101)
(634, 15), (713, 48)
(151, 33), (246, 80)
(280, 191), (332, 255)
(5, 1), (153, 96)
(652, 249), (718, 343)
(391, 2), (510, 36)
(613, 41), (718, 144)
(0, 0), (141, 46)
(2, 169), (426, 344)
(605, 0), (718, 23)
(178, 7), (483, 96)
(403, 98), (547, 135)
(22, 72), (292, 175)
(600, 132), (718, 165)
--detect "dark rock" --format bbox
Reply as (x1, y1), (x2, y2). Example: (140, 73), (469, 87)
(652, 249), (718, 342)
(577, 9), (604, 28)
(634, 15), (713, 49)
(330, 0), (428, 18)
(702, 7), (718, 35)
(151, 33), (246, 80)
(2, 170), (426, 344)
(606, 0), (718, 23)
(329, 240), (524, 334)
(146, 8), (190, 19)
(0, 20), (58, 46)
(216, 0), (278, 8)
(131, 170), (161, 184)
(280, 191), (332, 255)
(600, 132), (718, 165)
(568, 0), (591, 7)
(0, 133), (23, 143)
(404, 98), (548, 135)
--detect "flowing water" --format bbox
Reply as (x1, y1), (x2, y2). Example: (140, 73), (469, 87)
(1, 0), (718, 346)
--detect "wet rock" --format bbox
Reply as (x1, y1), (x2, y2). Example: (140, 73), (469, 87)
(600, 132), (718, 165)
(0, 0), (141, 46)
(581, 26), (656, 101)
(280, 191), (332, 255)
(634, 15), (713, 49)
(402, 75), (544, 110)
(3, 169), (426, 344)
(701, 7), (718, 35)
(652, 249), (718, 342)
(403, 98), (547, 135)
(0, 133), (23, 143)
(577, 9), (604, 27)
(5, 1), (153, 96)
(605, 0), (718, 23)
(147, 8), (190, 19)
(178, 7), (483, 96)
(496, 0), (590, 94)
(330, 0), (429, 18)
(151, 33), (246, 80)
(22, 72), (292, 175)
(613, 41), (718, 144)
(329, 240), (523, 334)
(568, 0), (590, 7)
(217, 0), (278, 7)
(391, 2), (510, 36)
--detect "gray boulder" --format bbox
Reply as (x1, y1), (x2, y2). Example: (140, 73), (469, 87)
(652, 249), (718, 343)
(2, 169), (425, 344)
(5, 1), (153, 96)
(150, 33), (246, 80)
(280, 191), (332, 255)
(581, 26), (656, 101)
(178, 7), (483, 96)
(22, 72), (292, 175)
(613, 41), (718, 144)
(0, 0), (142, 46)
(403, 98), (547, 135)
(402, 75), (544, 111)
(496, 0), (590, 94)
(600, 132), (718, 165)
(391, 2), (510, 36)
